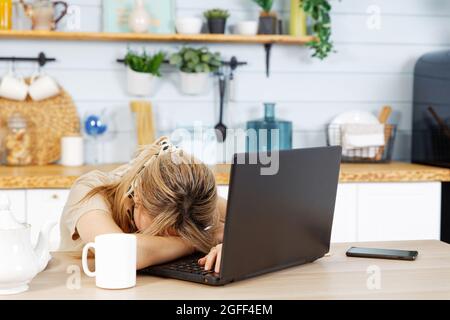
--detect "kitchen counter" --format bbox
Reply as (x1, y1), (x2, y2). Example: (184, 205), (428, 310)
(4, 240), (450, 300)
(0, 162), (449, 190)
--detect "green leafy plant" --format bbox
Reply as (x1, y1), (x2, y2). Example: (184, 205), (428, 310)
(169, 47), (222, 74)
(204, 8), (230, 19)
(301, 0), (334, 60)
(124, 50), (166, 76)
(252, 0), (274, 14)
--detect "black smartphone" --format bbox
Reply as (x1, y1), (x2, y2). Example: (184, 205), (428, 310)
(346, 247), (418, 261)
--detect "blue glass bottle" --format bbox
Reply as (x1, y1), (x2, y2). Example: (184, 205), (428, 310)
(246, 103), (293, 153)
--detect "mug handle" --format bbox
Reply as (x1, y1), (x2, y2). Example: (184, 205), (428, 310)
(53, 1), (69, 26)
(82, 242), (96, 278)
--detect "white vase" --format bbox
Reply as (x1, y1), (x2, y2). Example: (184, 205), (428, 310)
(127, 67), (156, 96)
(129, 0), (150, 33)
(179, 72), (209, 95)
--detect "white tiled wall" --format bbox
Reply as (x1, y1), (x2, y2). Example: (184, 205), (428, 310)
(3, 0), (450, 163)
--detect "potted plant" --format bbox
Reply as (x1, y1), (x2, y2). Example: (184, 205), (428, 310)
(301, 0), (334, 60)
(124, 50), (165, 96)
(169, 47), (221, 95)
(204, 8), (230, 34)
(252, 0), (277, 34)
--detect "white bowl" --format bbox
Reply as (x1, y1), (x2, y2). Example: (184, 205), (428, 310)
(235, 21), (258, 35)
(176, 17), (203, 35)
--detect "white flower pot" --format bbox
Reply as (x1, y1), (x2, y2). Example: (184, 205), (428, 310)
(126, 67), (156, 96)
(175, 17), (203, 34)
(179, 71), (209, 95)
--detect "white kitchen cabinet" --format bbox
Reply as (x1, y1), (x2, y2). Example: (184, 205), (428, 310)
(331, 184), (358, 243)
(357, 182), (441, 242)
(26, 189), (70, 251)
(0, 190), (26, 223)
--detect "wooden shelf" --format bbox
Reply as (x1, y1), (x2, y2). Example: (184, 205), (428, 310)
(0, 30), (315, 45)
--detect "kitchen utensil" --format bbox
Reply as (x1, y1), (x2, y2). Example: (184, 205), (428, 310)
(0, 193), (55, 295)
(175, 17), (203, 34)
(428, 106), (450, 140)
(82, 234), (137, 290)
(130, 100), (156, 145)
(375, 105), (393, 161)
(19, 0), (68, 30)
(60, 134), (84, 166)
(246, 103), (293, 152)
(215, 73), (227, 142)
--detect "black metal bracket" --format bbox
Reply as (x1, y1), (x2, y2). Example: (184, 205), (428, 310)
(264, 43), (273, 78)
(117, 56), (248, 69)
(0, 52), (56, 67)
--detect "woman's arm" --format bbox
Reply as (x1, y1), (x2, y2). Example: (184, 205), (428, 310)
(76, 211), (195, 270)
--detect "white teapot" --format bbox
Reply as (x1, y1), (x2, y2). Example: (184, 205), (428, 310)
(0, 194), (55, 295)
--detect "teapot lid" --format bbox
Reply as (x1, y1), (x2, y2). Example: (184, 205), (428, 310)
(0, 194), (24, 230)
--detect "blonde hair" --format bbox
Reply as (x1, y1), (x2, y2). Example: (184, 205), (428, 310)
(83, 137), (219, 253)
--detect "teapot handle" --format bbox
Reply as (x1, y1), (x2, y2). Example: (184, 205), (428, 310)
(53, 1), (69, 26)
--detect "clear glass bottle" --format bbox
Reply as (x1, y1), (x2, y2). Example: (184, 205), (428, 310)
(5, 113), (32, 166)
(246, 103), (293, 153)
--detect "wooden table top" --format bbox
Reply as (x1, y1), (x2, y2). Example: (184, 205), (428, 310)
(4, 240), (450, 300)
(0, 162), (449, 189)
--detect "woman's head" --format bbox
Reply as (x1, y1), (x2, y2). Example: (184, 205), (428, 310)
(87, 137), (219, 253)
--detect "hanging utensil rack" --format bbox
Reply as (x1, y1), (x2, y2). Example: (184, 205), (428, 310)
(0, 52), (56, 67)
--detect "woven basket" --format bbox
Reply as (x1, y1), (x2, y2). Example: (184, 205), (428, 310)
(0, 85), (80, 165)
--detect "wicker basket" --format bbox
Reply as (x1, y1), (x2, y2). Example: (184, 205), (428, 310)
(0, 85), (80, 165)
(327, 124), (397, 163)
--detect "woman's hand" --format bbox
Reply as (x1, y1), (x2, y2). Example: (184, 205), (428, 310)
(198, 244), (223, 274)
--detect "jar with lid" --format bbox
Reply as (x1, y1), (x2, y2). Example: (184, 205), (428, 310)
(5, 113), (32, 166)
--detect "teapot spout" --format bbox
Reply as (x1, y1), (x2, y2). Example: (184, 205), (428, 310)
(34, 221), (57, 273)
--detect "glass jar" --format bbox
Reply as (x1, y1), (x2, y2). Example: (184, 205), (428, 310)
(5, 113), (32, 166)
(246, 103), (293, 153)
(0, 117), (6, 164)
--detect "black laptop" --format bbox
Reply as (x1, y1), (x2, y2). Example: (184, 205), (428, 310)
(139, 147), (342, 286)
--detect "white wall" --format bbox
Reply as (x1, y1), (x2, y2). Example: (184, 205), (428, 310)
(2, 0), (450, 163)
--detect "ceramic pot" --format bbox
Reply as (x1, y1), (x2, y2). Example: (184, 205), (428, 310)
(126, 67), (156, 96)
(207, 17), (227, 34)
(258, 14), (278, 34)
(179, 71), (209, 95)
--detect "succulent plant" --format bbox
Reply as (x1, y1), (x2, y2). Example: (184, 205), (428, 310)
(169, 47), (222, 74)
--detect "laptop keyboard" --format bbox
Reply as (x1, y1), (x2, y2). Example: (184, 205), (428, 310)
(167, 259), (215, 276)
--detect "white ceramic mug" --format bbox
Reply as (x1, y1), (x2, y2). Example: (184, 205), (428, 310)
(82, 234), (137, 290)
(0, 72), (28, 101)
(28, 74), (60, 101)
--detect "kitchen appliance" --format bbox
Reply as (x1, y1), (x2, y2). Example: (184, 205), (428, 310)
(412, 50), (450, 244)
(246, 103), (292, 153)
(0, 194), (54, 295)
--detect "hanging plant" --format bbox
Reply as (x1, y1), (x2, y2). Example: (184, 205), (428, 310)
(301, 0), (334, 60)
